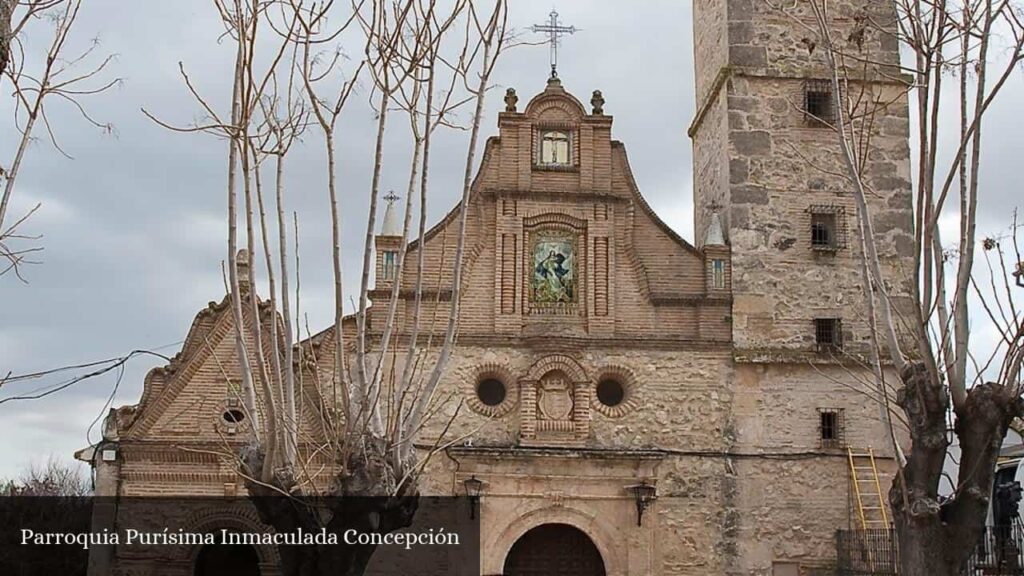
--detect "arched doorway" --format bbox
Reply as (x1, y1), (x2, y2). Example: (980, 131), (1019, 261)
(193, 542), (260, 576)
(503, 523), (606, 576)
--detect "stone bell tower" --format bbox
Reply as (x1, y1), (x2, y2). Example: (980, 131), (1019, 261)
(688, 3), (917, 572)
(689, 0), (915, 355)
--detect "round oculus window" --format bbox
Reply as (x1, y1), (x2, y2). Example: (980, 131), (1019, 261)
(222, 409), (246, 424)
(476, 378), (507, 407)
(596, 379), (626, 407)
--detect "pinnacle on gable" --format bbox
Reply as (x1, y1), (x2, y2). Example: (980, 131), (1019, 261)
(379, 191), (402, 237)
(705, 210), (727, 247)
(235, 248), (252, 294)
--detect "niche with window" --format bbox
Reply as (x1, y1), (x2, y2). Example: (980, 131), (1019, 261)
(537, 129), (572, 167)
(818, 408), (845, 449)
(804, 80), (834, 126)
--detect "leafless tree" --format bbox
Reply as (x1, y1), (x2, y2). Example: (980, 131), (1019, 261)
(768, 0), (1024, 573)
(0, 0), (117, 281)
(149, 0), (509, 573)
(2, 457), (89, 496)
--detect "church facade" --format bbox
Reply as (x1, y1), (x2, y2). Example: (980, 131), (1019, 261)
(81, 2), (916, 575)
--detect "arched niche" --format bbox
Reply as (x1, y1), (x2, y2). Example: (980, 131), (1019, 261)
(519, 354), (591, 446)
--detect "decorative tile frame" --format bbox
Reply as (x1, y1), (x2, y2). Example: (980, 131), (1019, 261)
(523, 213), (588, 317)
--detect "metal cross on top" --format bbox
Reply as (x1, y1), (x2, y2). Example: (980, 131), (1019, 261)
(383, 191), (400, 205)
(532, 9), (577, 79)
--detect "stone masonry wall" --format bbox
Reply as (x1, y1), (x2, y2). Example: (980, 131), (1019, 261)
(693, 0), (915, 353)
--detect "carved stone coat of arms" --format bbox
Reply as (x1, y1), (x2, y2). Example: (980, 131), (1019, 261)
(537, 374), (574, 421)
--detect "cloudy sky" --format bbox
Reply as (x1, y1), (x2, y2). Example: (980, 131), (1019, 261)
(0, 1), (1021, 481)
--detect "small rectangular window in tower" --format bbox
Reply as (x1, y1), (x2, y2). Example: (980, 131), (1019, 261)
(815, 318), (843, 351)
(807, 205), (846, 252)
(811, 213), (837, 250)
(804, 80), (834, 126)
(818, 408), (845, 449)
(539, 130), (571, 166)
(712, 259), (726, 290)
(383, 251), (398, 280)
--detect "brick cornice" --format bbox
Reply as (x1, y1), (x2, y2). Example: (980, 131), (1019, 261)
(354, 333), (733, 351)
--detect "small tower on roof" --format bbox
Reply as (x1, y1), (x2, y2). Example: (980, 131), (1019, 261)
(702, 204), (730, 296)
(375, 192), (402, 287)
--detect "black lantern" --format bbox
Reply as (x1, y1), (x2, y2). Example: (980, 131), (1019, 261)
(1014, 261), (1024, 288)
(626, 481), (657, 526)
(464, 476), (484, 519)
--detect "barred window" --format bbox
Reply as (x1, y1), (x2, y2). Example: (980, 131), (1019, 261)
(815, 318), (843, 351)
(807, 205), (847, 252)
(819, 408), (845, 449)
(811, 213), (836, 249)
(805, 80), (834, 126)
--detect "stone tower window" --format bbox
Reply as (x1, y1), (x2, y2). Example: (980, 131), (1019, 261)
(383, 251), (398, 280)
(539, 130), (571, 166)
(804, 80), (834, 126)
(818, 408), (845, 449)
(815, 318), (843, 351)
(811, 214), (836, 249)
(808, 205), (846, 252)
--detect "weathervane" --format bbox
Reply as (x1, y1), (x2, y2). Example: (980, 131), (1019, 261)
(532, 9), (577, 79)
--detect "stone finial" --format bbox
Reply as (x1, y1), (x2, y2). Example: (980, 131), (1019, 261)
(504, 88), (518, 113)
(591, 90), (605, 115)
(235, 249), (251, 294)
(380, 191), (401, 237)
(705, 207), (726, 246)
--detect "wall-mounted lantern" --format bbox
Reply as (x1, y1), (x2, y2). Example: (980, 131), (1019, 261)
(626, 481), (657, 526)
(1014, 261), (1023, 288)
(464, 476), (484, 520)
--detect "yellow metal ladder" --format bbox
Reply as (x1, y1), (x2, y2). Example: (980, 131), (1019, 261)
(848, 447), (890, 530)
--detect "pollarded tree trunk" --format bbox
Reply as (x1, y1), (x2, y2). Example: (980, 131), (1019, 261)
(892, 363), (1024, 575)
(242, 439), (419, 576)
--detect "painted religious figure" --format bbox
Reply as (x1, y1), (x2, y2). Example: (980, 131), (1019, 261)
(531, 232), (576, 304)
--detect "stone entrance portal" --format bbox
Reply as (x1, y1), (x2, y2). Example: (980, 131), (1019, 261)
(193, 542), (260, 576)
(503, 523), (607, 576)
